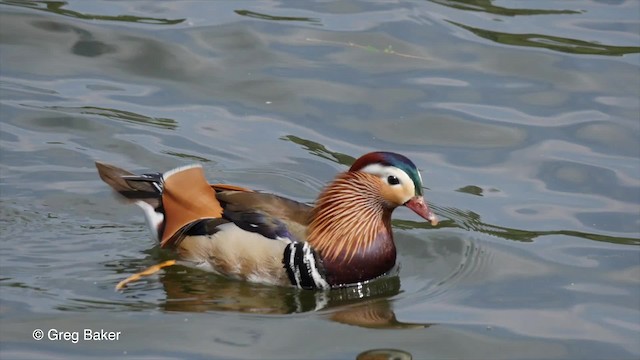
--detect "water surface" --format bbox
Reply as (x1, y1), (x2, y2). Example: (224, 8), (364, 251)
(1, 1), (639, 359)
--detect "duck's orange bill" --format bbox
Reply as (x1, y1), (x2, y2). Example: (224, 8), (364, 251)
(404, 196), (438, 226)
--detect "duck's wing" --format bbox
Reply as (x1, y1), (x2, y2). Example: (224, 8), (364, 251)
(95, 161), (312, 245)
(215, 190), (311, 243)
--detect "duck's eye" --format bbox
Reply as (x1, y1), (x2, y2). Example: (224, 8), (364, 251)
(387, 175), (400, 185)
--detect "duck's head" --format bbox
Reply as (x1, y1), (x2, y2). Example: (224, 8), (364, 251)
(349, 151), (438, 226)
(308, 151), (439, 278)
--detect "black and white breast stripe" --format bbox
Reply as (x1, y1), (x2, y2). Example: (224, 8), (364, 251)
(283, 242), (329, 290)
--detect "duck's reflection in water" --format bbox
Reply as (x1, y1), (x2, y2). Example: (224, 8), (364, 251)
(156, 266), (430, 329)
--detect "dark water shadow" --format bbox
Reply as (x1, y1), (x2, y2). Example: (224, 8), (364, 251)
(234, 9), (321, 25)
(429, 0), (581, 16)
(428, 0), (639, 55)
(282, 134), (356, 167)
(27, 105), (179, 130)
(1, 0), (185, 25)
(448, 21), (640, 56)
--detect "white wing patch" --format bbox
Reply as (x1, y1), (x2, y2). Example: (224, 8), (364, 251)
(135, 201), (164, 242)
(162, 164), (202, 181)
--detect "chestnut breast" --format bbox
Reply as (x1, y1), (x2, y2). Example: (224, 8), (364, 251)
(321, 230), (396, 286)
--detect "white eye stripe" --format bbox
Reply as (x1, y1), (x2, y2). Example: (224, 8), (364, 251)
(359, 164), (415, 199)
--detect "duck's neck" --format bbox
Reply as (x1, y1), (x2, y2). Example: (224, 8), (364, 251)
(307, 172), (397, 285)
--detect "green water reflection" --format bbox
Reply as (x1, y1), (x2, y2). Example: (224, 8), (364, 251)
(430, 0), (581, 16)
(40, 106), (178, 129)
(450, 21), (640, 56)
(2, 0), (185, 24)
(235, 10), (321, 25)
(283, 135), (356, 166)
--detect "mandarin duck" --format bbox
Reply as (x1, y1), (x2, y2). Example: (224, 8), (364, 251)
(96, 152), (438, 290)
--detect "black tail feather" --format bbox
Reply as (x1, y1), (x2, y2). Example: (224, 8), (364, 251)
(95, 162), (162, 209)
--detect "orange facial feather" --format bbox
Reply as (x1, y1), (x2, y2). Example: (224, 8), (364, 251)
(307, 172), (389, 262)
